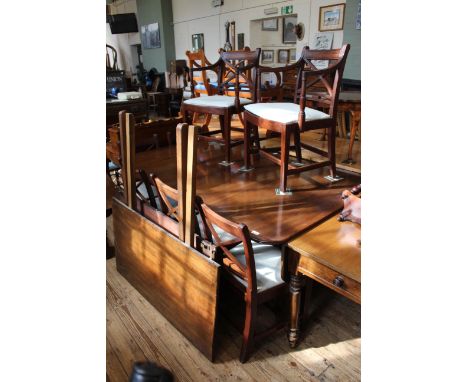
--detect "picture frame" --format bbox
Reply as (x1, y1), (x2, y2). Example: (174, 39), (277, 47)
(141, 22), (161, 49)
(311, 32), (334, 69)
(319, 3), (346, 32)
(278, 49), (289, 64)
(262, 18), (278, 31)
(355, 0), (361, 30)
(282, 16), (297, 44)
(261, 50), (274, 64)
(191, 33), (204, 51)
(237, 33), (245, 50)
(289, 48), (296, 63)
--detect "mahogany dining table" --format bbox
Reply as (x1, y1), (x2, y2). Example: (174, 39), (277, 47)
(135, 140), (361, 245)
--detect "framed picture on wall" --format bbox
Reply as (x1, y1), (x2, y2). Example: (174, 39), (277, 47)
(319, 3), (346, 32)
(289, 48), (296, 63)
(261, 50), (274, 64)
(282, 16), (297, 44)
(191, 33), (204, 51)
(141, 22), (161, 49)
(278, 49), (289, 64)
(355, 0), (361, 30)
(311, 32), (334, 69)
(262, 18), (278, 31)
(237, 33), (245, 49)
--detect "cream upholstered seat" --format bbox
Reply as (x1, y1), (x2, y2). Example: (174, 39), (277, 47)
(183, 95), (252, 108)
(229, 242), (282, 291)
(244, 102), (331, 124)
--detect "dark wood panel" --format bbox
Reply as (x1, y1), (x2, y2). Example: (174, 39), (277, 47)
(106, 98), (148, 126)
(112, 198), (220, 361)
(106, 117), (182, 166)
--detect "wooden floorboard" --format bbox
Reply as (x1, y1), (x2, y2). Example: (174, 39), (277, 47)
(107, 258), (361, 381)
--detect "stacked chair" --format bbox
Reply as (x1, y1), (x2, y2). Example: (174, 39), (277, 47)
(181, 48), (260, 165)
(243, 44), (351, 193)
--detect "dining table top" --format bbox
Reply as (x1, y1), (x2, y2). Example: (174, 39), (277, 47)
(135, 140), (361, 245)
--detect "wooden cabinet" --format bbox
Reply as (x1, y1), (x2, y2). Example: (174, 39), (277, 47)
(106, 98), (148, 126)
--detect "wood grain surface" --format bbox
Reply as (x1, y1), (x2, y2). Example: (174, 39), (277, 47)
(113, 198), (220, 360)
(289, 215), (361, 282)
(134, 141), (360, 245)
(107, 257), (361, 381)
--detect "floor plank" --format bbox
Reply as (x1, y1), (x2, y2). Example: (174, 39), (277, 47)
(107, 259), (361, 381)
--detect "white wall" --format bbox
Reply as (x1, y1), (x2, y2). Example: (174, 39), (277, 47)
(171, 0), (346, 63)
(106, 0), (141, 75)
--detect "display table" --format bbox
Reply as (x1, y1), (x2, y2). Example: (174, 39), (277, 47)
(287, 213), (361, 347)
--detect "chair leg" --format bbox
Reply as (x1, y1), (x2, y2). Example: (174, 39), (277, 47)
(224, 113), (232, 164)
(203, 113), (212, 131)
(253, 125), (260, 152)
(243, 119), (251, 169)
(345, 110), (361, 164)
(327, 124), (336, 178)
(193, 112), (199, 125)
(182, 107), (189, 124)
(294, 129), (302, 163)
(237, 111), (245, 127)
(280, 127), (291, 193)
(240, 293), (257, 363)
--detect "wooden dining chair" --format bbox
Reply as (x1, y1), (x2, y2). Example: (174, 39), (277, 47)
(181, 48), (261, 165)
(152, 176), (216, 243)
(185, 49), (218, 129)
(200, 202), (288, 363)
(243, 44), (350, 194)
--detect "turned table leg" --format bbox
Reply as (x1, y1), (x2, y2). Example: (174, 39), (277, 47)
(288, 273), (305, 348)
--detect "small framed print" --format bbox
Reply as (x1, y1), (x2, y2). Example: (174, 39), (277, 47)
(237, 33), (245, 49)
(289, 48), (296, 63)
(278, 49), (289, 64)
(282, 16), (297, 44)
(191, 33), (204, 51)
(262, 18), (278, 31)
(261, 50), (274, 64)
(319, 3), (346, 31)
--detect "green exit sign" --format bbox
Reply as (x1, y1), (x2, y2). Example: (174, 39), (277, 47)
(281, 5), (293, 15)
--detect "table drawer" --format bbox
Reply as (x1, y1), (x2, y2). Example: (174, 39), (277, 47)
(298, 256), (360, 304)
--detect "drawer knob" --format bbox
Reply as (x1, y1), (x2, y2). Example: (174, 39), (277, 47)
(333, 276), (344, 288)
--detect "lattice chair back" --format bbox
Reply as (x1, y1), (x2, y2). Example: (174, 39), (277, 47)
(218, 47), (261, 108)
(185, 49), (217, 97)
(297, 44), (350, 131)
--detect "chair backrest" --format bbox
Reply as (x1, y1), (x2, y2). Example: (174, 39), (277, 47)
(106, 44), (118, 71)
(200, 203), (257, 292)
(186, 49), (217, 97)
(154, 177), (180, 221)
(153, 177), (209, 240)
(218, 47), (261, 105)
(297, 44), (350, 128)
(219, 47), (252, 99)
